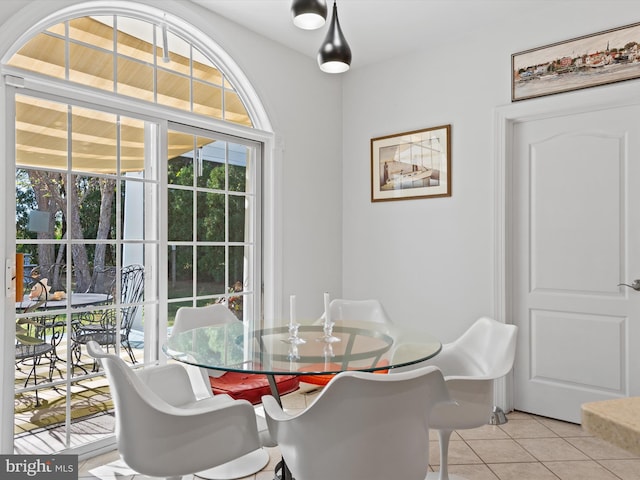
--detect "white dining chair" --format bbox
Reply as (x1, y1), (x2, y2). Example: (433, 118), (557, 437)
(170, 304), (287, 478)
(173, 303), (299, 399)
(300, 298), (393, 386)
(393, 316), (518, 480)
(172, 304), (238, 384)
(87, 341), (276, 480)
(262, 365), (451, 480)
(316, 298), (393, 325)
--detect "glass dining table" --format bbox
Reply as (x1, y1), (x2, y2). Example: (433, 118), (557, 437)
(163, 319), (442, 480)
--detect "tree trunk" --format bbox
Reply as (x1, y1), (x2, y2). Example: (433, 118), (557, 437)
(69, 175), (91, 291)
(29, 171), (58, 269)
(93, 178), (116, 269)
(25, 173), (116, 292)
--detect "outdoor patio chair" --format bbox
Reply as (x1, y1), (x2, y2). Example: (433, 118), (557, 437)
(72, 264), (144, 371)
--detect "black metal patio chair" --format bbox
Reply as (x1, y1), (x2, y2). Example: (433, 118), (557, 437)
(71, 264), (144, 371)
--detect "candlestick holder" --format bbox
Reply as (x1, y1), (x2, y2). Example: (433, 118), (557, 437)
(288, 343), (300, 360)
(318, 320), (341, 343)
(286, 322), (306, 344)
(323, 342), (335, 358)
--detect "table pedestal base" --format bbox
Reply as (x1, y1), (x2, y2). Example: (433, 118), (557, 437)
(274, 458), (294, 480)
(195, 448), (269, 479)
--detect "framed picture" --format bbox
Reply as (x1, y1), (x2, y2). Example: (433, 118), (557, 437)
(512, 21), (640, 102)
(371, 125), (451, 202)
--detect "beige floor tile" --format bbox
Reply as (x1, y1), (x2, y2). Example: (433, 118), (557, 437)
(262, 446), (282, 472)
(517, 438), (589, 461)
(431, 463), (500, 479)
(280, 391), (307, 409)
(566, 436), (640, 460)
(499, 419), (558, 439)
(466, 439), (537, 464)
(543, 460), (621, 480)
(505, 410), (535, 420)
(458, 424), (510, 440)
(298, 385), (322, 401)
(598, 459), (640, 480)
(488, 462), (560, 480)
(79, 404), (638, 480)
(80, 459), (139, 480)
(79, 450), (121, 476)
(429, 429), (462, 441)
(429, 440), (483, 466)
(536, 417), (591, 437)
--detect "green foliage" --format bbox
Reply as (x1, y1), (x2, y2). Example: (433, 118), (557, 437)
(15, 170), (37, 242)
(168, 155), (247, 285)
(17, 152), (249, 306)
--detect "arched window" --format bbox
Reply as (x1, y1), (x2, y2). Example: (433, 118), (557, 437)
(5, 5), (270, 455)
(8, 15), (253, 126)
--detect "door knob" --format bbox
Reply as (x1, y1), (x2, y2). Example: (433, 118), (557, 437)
(618, 279), (640, 291)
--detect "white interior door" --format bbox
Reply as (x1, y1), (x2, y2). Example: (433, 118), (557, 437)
(511, 103), (640, 423)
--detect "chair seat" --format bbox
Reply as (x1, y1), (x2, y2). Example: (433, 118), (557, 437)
(15, 342), (54, 360)
(209, 372), (300, 404)
(298, 360), (390, 386)
(74, 331), (118, 345)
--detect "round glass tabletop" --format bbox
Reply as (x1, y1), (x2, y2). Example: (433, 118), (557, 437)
(163, 320), (441, 376)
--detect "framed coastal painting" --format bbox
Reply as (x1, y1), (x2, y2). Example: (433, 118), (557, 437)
(371, 125), (451, 202)
(512, 21), (640, 101)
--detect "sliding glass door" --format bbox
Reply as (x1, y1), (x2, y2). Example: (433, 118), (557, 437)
(14, 91), (158, 454)
(166, 125), (260, 323)
(11, 91), (261, 455)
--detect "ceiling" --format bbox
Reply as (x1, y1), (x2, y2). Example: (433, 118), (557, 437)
(189, 0), (563, 69)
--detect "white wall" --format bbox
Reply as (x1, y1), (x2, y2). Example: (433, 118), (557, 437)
(342, 1), (640, 342)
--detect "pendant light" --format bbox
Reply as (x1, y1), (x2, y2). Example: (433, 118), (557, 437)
(291, 0), (327, 30)
(317, 1), (351, 73)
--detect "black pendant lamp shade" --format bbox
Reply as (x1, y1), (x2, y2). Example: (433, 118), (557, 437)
(291, 0), (327, 30)
(317, 1), (351, 73)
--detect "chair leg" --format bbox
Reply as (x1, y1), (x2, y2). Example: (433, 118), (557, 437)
(437, 429), (453, 480)
(123, 341), (137, 364)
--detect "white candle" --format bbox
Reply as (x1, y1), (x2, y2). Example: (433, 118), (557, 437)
(289, 294), (296, 326)
(324, 292), (331, 325)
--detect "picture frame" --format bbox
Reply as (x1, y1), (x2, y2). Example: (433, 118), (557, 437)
(512, 21), (640, 102)
(371, 125), (451, 202)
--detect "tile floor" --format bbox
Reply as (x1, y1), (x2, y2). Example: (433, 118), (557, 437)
(78, 385), (640, 480)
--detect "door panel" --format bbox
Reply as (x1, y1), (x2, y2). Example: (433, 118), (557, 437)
(14, 91), (157, 453)
(531, 311), (625, 392)
(531, 133), (621, 293)
(512, 104), (640, 423)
